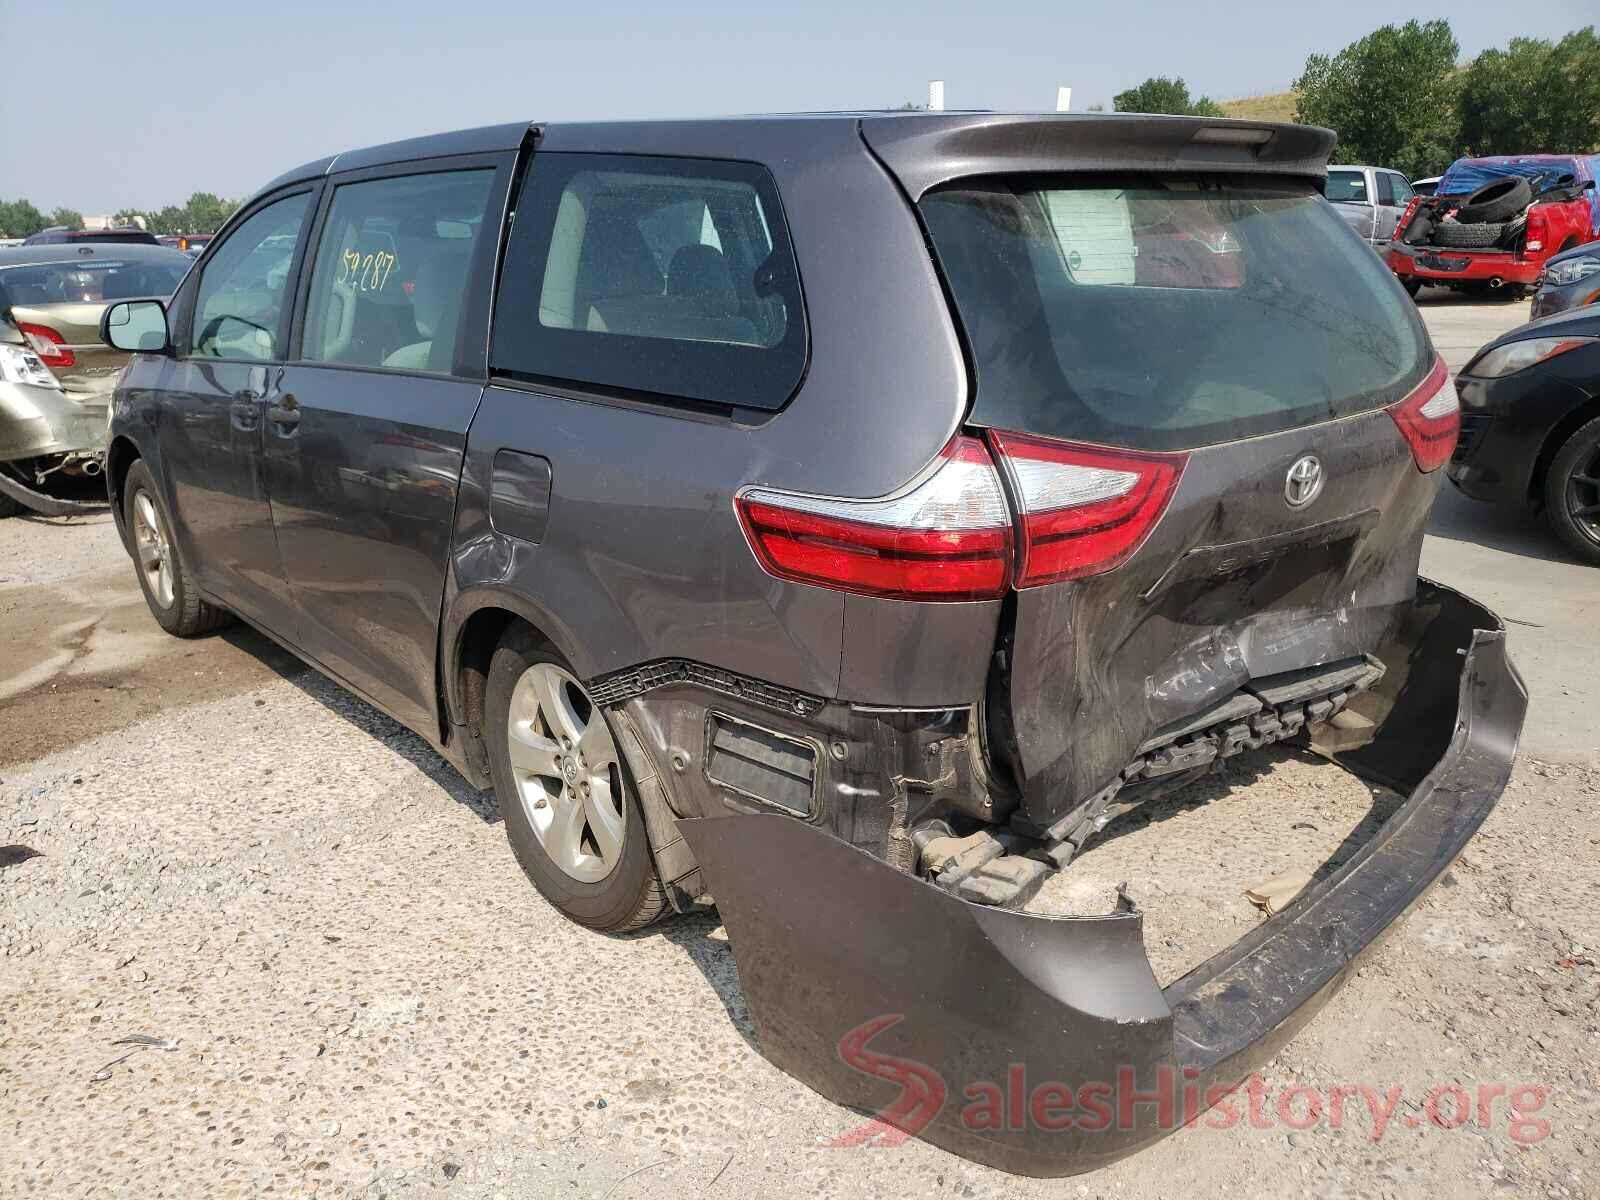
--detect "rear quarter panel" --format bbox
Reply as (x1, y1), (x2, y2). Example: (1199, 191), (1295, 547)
(446, 118), (989, 704)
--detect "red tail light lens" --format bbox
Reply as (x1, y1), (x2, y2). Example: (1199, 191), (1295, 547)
(1395, 196), (1422, 239)
(17, 322), (74, 368)
(736, 436), (1013, 601)
(1388, 356), (1458, 473)
(1524, 207), (1547, 253)
(988, 431), (1186, 587)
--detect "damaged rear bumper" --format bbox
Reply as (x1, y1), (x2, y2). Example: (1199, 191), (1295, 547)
(1386, 244), (1542, 286)
(679, 579), (1525, 1175)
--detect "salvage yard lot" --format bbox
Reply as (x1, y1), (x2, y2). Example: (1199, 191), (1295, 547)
(2, 295), (1597, 1199)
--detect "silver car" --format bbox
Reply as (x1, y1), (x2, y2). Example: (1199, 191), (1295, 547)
(0, 243), (190, 513)
(1326, 164), (1416, 248)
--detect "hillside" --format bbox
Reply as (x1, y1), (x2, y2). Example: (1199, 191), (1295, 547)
(1220, 90), (1299, 123)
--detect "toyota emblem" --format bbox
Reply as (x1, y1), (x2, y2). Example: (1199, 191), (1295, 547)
(1284, 455), (1324, 508)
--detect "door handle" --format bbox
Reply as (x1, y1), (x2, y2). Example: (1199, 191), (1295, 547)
(266, 392), (301, 434)
(231, 389), (261, 432)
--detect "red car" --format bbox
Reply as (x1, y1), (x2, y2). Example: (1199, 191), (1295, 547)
(1386, 154), (1600, 298)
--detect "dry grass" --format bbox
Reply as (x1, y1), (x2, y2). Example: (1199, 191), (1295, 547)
(1220, 90), (1300, 123)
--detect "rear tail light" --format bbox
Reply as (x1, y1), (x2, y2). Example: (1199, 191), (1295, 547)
(17, 322), (74, 368)
(1524, 207), (1547, 254)
(736, 435), (1013, 601)
(988, 431), (1186, 587)
(1395, 196), (1422, 238)
(1388, 356), (1458, 472)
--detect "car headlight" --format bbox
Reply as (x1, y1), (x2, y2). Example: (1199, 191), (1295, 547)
(1465, 336), (1598, 379)
(1543, 255), (1600, 287)
(0, 343), (63, 389)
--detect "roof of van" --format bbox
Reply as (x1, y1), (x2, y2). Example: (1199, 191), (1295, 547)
(258, 112), (1337, 202)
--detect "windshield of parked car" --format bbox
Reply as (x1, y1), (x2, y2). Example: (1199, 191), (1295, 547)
(1324, 170), (1368, 203)
(0, 258), (189, 304)
(920, 177), (1431, 451)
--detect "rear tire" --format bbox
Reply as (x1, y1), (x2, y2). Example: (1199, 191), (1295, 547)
(123, 460), (233, 636)
(1543, 416), (1600, 567)
(1431, 222), (1505, 249)
(485, 625), (667, 932)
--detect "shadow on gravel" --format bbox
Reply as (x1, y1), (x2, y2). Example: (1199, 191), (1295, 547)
(222, 625), (501, 824)
(632, 912), (760, 1052)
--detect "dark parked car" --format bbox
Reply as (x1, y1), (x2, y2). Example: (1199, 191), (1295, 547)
(100, 114), (1523, 1176)
(22, 225), (159, 246)
(1452, 307), (1600, 564)
(1529, 240), (1600, 319)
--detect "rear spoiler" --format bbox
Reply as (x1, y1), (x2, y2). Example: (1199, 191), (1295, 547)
(860, 113), (1337, 199)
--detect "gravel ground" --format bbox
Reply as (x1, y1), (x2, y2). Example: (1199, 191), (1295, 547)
(3, 294), (1598, 1198)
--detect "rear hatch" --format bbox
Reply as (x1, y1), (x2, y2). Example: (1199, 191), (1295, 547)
(903, 150), (1447, 831)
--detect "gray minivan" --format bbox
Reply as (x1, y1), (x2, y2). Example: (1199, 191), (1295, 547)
(101, 113), (1523, 1176)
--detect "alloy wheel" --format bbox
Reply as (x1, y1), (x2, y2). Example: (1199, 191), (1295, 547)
(505, 662), (625, 883)
(132, 491), (175, 608)
(1564, 440), (1600, 550)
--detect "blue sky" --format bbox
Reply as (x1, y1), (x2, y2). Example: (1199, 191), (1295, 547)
(6, 0), (1594, 212)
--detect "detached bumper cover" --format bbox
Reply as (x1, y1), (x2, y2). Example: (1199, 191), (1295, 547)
(680, 580), (1524, 1176)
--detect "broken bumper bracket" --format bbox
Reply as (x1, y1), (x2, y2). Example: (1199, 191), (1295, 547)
(679, 579), (1525, 1175)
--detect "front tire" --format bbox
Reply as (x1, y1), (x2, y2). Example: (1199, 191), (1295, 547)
(122, 460), (233, 636)
(1543, 416), (1600, 566)
(485, 625), (667, 931)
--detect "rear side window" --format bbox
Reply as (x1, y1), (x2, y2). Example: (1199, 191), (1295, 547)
(492, 153), (805, 410)
(301, 169), (495, 373)
(1325, 170), (1368, 203)
(920, 178), (1431, 451)
(192, 193), (309, 361)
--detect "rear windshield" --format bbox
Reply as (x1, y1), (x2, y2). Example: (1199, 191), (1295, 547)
(920, 178), (1431, 451)
(1325, 170), (1368, 203)
(0, 257), (189, 304)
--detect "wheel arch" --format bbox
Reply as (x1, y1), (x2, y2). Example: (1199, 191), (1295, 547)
(442, 586), (596, 783)
(1528, 395), (1600, 506)
(105, 434), (144, 549)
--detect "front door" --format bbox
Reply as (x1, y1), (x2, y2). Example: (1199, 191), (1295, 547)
(266, 163), (503, 731)
(159, 190), (313, 636)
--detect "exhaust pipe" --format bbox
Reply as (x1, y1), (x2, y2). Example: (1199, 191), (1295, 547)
(1487, 276), (1504, 289)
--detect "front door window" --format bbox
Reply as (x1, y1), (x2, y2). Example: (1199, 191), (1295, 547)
(191, 194), (309, 361)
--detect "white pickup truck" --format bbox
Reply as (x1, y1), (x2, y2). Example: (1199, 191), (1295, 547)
(1326, 164), (1417, 248)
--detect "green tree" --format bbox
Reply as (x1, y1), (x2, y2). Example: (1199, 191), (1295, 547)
(1458, 27), (1600, 155)
(149, 205), (187, 235)
(47, 206), (83, 230)
(0, 198), (47, 239)
(1113, 76), (1225, 117)
(1294, 19), (1461, 178)
(181, 192), (236, 234)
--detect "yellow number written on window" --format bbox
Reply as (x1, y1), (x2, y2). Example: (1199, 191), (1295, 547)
(335, 248), (397, 293)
